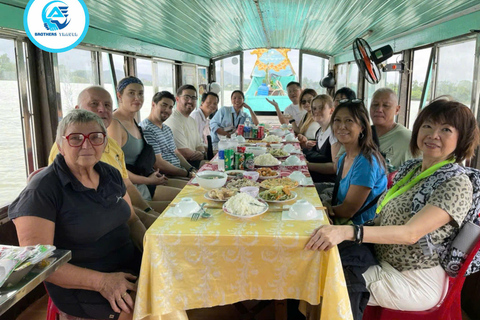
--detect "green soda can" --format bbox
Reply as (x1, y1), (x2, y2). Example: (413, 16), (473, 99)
(235, 152), (246, 170)
(252, 127), (258, 140)
(244, 152), (255, 171)
(224, 149), (235, 170)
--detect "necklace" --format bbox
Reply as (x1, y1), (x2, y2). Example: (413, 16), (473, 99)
(376, 159), (455, 213)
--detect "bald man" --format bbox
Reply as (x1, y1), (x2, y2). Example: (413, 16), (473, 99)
(370, 88), (412, 170)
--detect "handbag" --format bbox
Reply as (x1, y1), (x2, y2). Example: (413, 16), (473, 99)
(125, 121), (156, 197)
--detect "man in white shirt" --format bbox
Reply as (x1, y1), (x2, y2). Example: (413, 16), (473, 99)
(190, 91), (219, 145)
(266, 81), (305, 126)
(164, 84), (206, 168)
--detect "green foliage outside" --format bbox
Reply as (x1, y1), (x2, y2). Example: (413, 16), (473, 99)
(410, 79), (472, 105)
(0, 54), (16, 80)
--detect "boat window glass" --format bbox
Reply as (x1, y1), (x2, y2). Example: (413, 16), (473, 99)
(347, 62), (359, 96)
(0, 38), (27, 206)
(101, 52), (118, 110)
(112, 53), (125, 80)
(409, 47), (432, 129)
(365, 54), (402, 110)
(197, 66), (208, 105)
(137, 58), (154, 121)
(435, 40), (475, 107)
(301, 53), (328, 94)
(336, 63), (348, 89)
(58, 48), (96, 114)
(157, 60), (175, 98)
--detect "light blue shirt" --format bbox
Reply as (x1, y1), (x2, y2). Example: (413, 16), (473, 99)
(210, 106), (252, 144)
(336, 153), (387, 224)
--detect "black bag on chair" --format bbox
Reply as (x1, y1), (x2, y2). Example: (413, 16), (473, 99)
(125, 122), (157, 197)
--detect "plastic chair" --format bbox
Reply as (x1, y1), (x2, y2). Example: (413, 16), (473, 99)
(362, 237), (480, 320)
(387, 170), (397, 189)
(46, 296), (59, 320)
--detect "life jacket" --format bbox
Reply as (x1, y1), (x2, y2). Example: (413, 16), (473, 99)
(392, 159), (480, 277)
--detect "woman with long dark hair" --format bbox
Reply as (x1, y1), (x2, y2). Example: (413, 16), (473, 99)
(327, 100), (387, 225)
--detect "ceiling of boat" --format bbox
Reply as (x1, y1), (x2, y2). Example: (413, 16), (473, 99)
(3, 0), (480, 59)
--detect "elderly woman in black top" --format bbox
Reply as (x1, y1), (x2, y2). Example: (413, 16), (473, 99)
(9, 109), (140, 320)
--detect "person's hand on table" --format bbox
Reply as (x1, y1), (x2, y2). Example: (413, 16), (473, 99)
(305, 140), (317, 149)
(305, 225), (353, 251)
(148, 169), (168, 185)
(99, 272), (137, 314)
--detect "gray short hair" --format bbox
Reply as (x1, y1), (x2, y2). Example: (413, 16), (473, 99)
(56, 109), (107, 146)
(372, 87), (398, 102)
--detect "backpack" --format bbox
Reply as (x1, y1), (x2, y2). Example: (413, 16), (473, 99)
(393, 159), (480, 277)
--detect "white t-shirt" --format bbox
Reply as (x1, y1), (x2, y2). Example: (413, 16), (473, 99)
(284, 104), (306, 125)
(164, 109), (203, 151)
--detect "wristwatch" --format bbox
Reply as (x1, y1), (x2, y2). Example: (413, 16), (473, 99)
(289, 119), (296, 124)
(144, 207), (153, 213)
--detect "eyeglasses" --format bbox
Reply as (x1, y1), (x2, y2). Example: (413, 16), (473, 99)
(181, 94), (198, 101)
(301, 99), (313, 105)
(338, 99), (363, 104)
(63, 132), (106, 147)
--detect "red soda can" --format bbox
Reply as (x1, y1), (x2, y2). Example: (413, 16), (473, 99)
(258, 126), (264, 139)
(237, 124), (245, 136)
(237, 146), (246, 153)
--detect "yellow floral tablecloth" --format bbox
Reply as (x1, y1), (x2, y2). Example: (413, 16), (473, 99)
(134, 185), (353, 320)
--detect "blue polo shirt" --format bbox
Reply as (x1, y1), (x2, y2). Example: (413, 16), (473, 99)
(210, 106), (252, 144)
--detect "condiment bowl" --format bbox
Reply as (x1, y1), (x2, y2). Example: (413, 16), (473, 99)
(196, 171), (227, 190)
(243, 171), (260, 182)
(240, 186), (259, 198)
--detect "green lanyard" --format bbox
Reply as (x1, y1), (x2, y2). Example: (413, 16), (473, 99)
(376, 159), (455, 214)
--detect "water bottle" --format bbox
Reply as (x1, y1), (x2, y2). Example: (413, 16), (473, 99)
(244, 119), (252, 139)
(218, 138), (228, 171)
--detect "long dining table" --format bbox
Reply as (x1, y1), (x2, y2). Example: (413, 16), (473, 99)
(133, 142), (353, 320)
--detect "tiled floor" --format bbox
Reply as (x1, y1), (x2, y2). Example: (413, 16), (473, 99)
(15, 295), (474, 320)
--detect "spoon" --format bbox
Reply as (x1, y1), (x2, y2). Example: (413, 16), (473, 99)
(198, 203), (211, 218)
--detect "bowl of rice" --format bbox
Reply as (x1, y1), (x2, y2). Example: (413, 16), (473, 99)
(223, 193), (269, 218)
(254, 154), (281, 167)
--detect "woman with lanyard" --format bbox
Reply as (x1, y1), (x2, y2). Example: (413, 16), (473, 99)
(210, 90), (259, 145)
(305, 99), (480, 312)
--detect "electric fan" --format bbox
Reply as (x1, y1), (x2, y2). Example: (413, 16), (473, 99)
(353, 38), (393, 84)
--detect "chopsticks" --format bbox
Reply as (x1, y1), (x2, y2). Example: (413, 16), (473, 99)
(169, 203), (222, 209)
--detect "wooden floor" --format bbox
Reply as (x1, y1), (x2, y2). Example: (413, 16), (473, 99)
(14, 295), (474, 320)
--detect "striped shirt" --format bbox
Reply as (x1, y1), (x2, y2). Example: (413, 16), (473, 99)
(139, 119), (181, 168)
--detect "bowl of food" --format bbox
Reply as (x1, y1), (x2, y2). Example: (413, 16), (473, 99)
(270, 143), (283, 149)
(254, 154), (281, 167)
(196, 171), (227, 190)
(223, 193), (268, 218)
(226, 170), (245, 180)
(256, 168), (279, 180)
(245, 146), (267, 157)
(242, 171), (260, 182)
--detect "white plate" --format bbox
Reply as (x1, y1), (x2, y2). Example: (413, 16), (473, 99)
(259, 191), (297, 203)
(223, 199), (269, 218)
(204, 192), (236, 202)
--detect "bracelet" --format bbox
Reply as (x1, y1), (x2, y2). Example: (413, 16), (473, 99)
(185, 169), (190, 177)
(144, 207), (153, 213)
(359, 225), (364, 244)
(188, 166), (196, 173)
(289, 119), (296, 124)
(353, 225), (361, 244)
